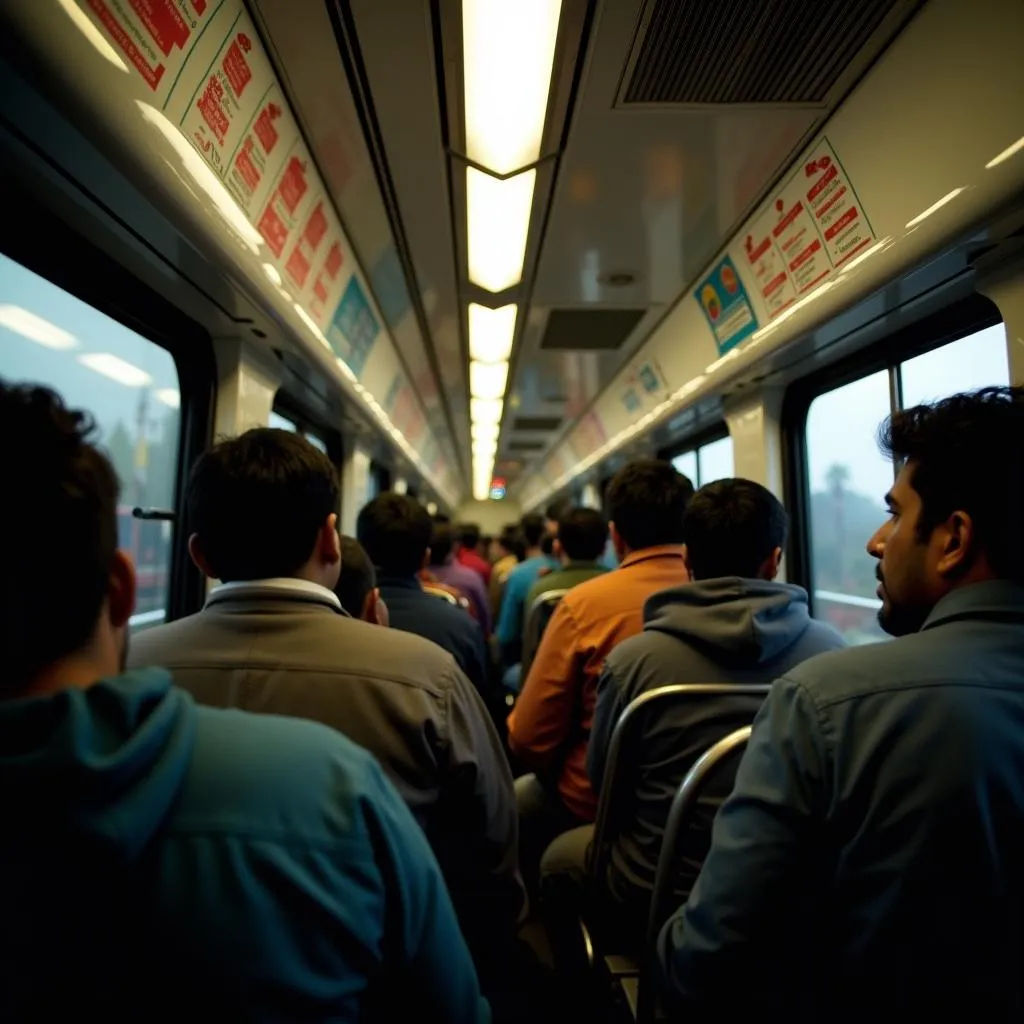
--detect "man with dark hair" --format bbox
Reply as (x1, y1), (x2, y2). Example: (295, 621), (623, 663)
(456, 522), (492, 584)
(0, 384), (487, 1021)
(357, 494), (487, 694)
(508, 459), (694, 890)
(524, 507), (609, 613)
(574, 479), (843, 941)
(660, 388), (1024, 1019)
(130, 430), (521, 970)
(335, 535), (387, 624)
(429, 520), (492, 631)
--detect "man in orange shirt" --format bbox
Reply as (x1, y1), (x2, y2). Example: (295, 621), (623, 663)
(507, 459), (694, 892)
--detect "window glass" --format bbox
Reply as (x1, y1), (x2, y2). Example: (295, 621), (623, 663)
(0, 254), (180, 630)
(901, 324), (1009, 408)
(304, 432), (328, 454)
(805, 370), (892, 645)
(672, 450), (698, 485)
(698, 435), (734, 485)
(269, 410), (297, 432)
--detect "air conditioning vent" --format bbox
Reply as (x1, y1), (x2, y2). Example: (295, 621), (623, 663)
(540, 309), (646, 351)
(506, 440), (547, 452)
(513, 416), (563, 432)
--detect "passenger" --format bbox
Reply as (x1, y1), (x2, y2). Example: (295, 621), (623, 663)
(128, 429), (522, 964)
(659, 387), (1024, 1019)
(495, 512), (559, 668)
(429, 520), (492, 632)
(358, 494), (488, 695)
(335, 534), (388, 624)
(545, 498), (573, 540)
(456, 522), (492, 584)
(508, 460), (694, 890)
(489, 525), (526, 618)
(573, 479), (844, 941)
(524, 507), (610, 613)
(0, 383), (487, 1022)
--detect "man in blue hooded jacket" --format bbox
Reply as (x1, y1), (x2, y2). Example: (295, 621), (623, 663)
(0, 381), (488, 1023)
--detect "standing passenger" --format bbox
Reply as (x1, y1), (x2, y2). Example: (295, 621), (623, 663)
(429, 520), (492, 632)
(659, 388), (1024, 1020)
(0, 382), (487, 1022)
(335, 534), (388, 624)
(457, 522), (493, 584)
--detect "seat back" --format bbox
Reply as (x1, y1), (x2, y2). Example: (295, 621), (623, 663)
(589, 684), (770, 890)
(636, 726), (752, 1024)
(520, 588), (569, 677)
(421, 584), (461, 607)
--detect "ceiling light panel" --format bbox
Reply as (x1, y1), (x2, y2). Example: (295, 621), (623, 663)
(462, 0), (563, 176)
(470, 360), (509, 400)
(472, 421), (500, 441)
(469, 303), (517, 363)
(471, 397), (503, 424)
(467, 167), (536, 292)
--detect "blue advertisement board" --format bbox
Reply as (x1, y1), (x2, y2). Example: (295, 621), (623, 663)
(327, 276), (380, 378)
(694, 255), (759, 355)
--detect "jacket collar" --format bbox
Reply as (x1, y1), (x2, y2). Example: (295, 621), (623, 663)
(206, 577), (343, 613)
(922, 579), (1024, 631)
(619, 545), (687, 571)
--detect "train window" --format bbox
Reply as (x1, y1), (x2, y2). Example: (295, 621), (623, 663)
(802, 321), (1010, 645)
(670, 433), (735, 488)
(671, 450), (698, 485)
(304, 432), (328, 455)
(269, 410), (298, 432)
(0, 253), (180, 631)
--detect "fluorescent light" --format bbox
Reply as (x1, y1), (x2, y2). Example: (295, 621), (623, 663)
(467, 167), (536, 292)
(78, 353), (153, 387)
(0, 305), (77, 350)
(155, 388), (180, 409)
(905, 188), (965, 229)
(469, 303), (517, 362)
(472, 421), (500, 441)
(59, 0), (129, 72)
(263, 263), (282, 287)
(462, 0), (562, 176)
(473, 480), (491, 501)
(471, 397), (503, 424)
(470, 360), (509, 400)
(986, 136), (1024, 169)
(473, 438), (498, 458)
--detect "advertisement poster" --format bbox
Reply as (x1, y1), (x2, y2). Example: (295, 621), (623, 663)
(694, 255), (759, 355)
(621, 359), (668, 415)
(327, 277), (380, 379)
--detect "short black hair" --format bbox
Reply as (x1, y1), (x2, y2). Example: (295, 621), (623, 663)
(606, 458), (694, 551)
(2, 382), (119, 694)
(545, 498), (572, 523)
(430, 521), (455, 565)
(457, 522), (481, 549)
(188, 428), (339, 582)
(878, 386), (1024, 580)
(496, 526), (526, 561)
(521, 512), (546, 548)
(335, 536), (377, 618)
(558, 507), (608, 562)
(357, 493), (432, 576)
(683, 479), (788, 579)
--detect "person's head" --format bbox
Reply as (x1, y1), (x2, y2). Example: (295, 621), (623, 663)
(491, 525), (525, 563)
(457, 522), (482, 553)
(869, 386), (1024, 636)
(520, 512), (546, 552)
(187, 428), (341, 590)
(357, 493), (433, 577)
(545, 499), (572, 538)
(335, 536), (388, 625)
(556, 507), (609, 563)
(2, 383), (135, 697)
(605, 458), (694, 558)
(682, 479), (787, 581)
(429, 521), (456, 566)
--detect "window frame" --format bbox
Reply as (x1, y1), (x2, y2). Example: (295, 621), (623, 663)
(271, 389), (344, 468)
(0, 186), (217, 624)
(781, 293), (1003, 617)
(660, 421), (733, 488)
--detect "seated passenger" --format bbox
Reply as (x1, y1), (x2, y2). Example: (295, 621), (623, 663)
(580, 478), (844, 937)
(659, 387), (1024, 1019)
(335, 534), (388, 624)
(358, 495), (488, 695)
(524, 507), (610, 616)
(0, 383), (487, 1022)
(489, 525), (526, 617)
(128, 429), (522, 963)
(457, 522), (493, 584)
(427, 520), (491, 631)
(508, 460), (694, 889)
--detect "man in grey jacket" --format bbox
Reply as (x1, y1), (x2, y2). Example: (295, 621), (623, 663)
(129, 428), (523, 975)
(569, 478), (844, 940)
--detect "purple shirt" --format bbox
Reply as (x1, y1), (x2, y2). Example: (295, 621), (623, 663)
(433, 559), (492, 635)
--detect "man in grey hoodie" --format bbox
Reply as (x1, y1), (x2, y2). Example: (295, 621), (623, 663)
(583, 477), (844, 937)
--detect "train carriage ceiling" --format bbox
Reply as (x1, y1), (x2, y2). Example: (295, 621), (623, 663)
(251, 0), (923, 499)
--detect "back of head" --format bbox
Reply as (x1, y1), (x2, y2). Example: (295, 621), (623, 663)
(499, 525), (526, 562)
(878, 385), (1024, 581)
(187, 428), (339, 581)
(430, 521), (455, 566)
(335, 536), (377, 618)
(457, 522), (481, 551)
(520, 512), (546, 549)
(606, 458), (694, 552)
(1, 383), (119, 695)
(683, 478), (788, 580)
(357, 493), (432, 577)
(558, 507), (609, 562)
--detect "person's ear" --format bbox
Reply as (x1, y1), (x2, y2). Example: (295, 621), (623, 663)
(936, 510), (975, 577)
(609, 521), (627, 560)
(107, 550), (137, 629)
(761, 546), (783, 581)
(369, 589), (389, 627)
(553, 538), (564, 559)
(188, 534), (216, 578)
(319, 513), (341, 566)
(681, 543), (691, 576)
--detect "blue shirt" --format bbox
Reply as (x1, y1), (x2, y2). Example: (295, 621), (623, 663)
(378, 576), (488, 696)
(0, 668), (489, 1022)
(659, 580), (1024, 1021)
(495, 554), (559, 660)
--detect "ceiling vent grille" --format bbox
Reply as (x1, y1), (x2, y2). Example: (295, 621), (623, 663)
(623, 0), (911, 105)
(513, 415), (563, 432)
(540, 309), (646, 351)
(506, 440), (548, 452)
